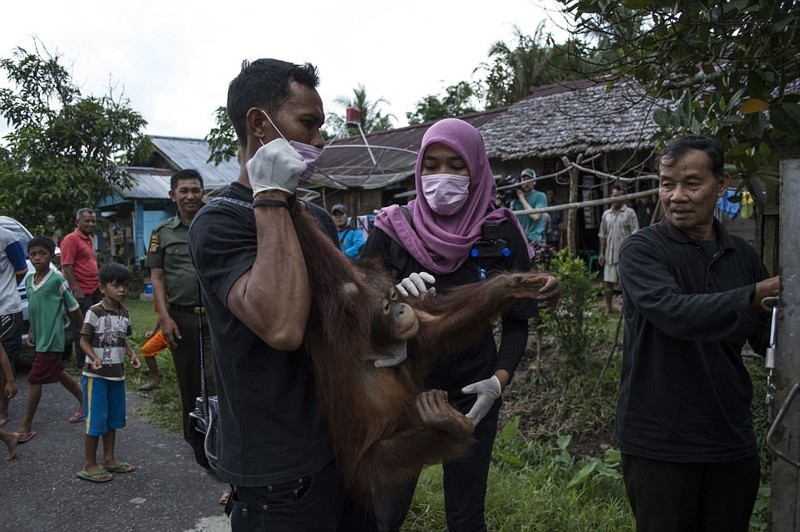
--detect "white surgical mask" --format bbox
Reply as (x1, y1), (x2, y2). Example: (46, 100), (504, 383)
(260, 110), (322, 184)
(421, 174), (470, 216)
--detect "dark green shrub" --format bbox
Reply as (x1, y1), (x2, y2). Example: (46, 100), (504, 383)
(542, 249), (605, 373)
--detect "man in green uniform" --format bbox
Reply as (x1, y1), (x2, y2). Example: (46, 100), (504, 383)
(146, 169), (215, 443)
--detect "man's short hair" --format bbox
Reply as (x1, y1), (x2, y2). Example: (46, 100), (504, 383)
(227, 59), (320, 147)
(611, 184), (624, 194)
(99, 263), (130, 285)
(76, 208), (95, 221)
(659, 135), (725, 181)
(28, 236), (56, 255)
(171, 169), (204, 191)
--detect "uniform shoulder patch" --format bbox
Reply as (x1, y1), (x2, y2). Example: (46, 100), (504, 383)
(148, 231), (160, 254)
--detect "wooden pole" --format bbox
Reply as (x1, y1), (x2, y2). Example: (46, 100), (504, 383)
(770, 159), (799, 531)
(564, 155), (581, 254)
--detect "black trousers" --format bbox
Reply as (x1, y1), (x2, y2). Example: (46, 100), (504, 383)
(229, 461), (376, 532)
(621, 453), (760, 532)
(0, 311), (22, 362)
(374, 398), (500, 532)
(169, 307), (215, 443)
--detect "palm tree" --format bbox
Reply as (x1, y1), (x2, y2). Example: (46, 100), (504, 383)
(326, 84), (395, 137)
(478, 23), (552, 108)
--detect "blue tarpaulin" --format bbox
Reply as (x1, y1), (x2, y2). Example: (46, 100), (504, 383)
(718, 189), (741, 219)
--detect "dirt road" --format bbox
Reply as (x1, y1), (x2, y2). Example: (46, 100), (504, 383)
(1, 362), (229, 532)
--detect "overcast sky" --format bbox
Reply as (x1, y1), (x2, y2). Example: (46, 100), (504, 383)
(2, 0), (570, 140)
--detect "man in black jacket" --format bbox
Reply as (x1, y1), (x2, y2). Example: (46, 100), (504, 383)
(616, 135), (779, 531)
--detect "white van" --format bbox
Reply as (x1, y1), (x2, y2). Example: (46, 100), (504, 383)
(0, 216), (59, 345)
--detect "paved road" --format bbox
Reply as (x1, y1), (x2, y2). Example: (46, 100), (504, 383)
(2, 362), (230, 532)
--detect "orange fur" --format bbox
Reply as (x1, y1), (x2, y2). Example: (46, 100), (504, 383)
(291, 203), (548, 502)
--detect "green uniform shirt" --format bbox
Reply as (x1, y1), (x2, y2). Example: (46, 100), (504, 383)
(145, 216), (199, 306)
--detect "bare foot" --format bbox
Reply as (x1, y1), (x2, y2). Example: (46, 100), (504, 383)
(6, 432), (19, 460)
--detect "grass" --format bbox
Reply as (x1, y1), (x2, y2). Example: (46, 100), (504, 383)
(122, 298), (183, 433)
(403, 421), (635, 531)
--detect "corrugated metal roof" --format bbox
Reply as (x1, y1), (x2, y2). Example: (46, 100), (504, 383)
(308, 107), (509, 190)
(118, 168), (173, 199)
(149, 135), (239, 188)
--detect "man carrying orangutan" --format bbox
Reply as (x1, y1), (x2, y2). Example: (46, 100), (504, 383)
(188, 58), (389, 531)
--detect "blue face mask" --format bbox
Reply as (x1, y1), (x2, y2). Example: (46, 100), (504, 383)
(259, 110), (321, 184)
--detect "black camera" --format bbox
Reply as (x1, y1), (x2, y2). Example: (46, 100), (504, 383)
(471, 222), (510, 259)
(497, 175), (521, 206)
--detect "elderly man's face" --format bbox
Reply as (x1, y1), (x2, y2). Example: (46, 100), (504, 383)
(659, 149), (728, 240)
(76, 212), (97, 236)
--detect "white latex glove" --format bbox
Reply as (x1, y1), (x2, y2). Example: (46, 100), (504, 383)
(461, 375), (502, 426)
(396, 272), (436, 297)
(372, 343), (408, 368)
(245, 138), (307, 197)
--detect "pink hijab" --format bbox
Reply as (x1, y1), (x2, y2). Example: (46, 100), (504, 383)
(375, 118), (534, 274)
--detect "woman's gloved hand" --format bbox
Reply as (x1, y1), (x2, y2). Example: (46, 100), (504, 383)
(461, 375), (501, 426)
(396, 272), (436, 297)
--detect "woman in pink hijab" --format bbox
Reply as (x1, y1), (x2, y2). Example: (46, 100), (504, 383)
(361, 118), (558, 531)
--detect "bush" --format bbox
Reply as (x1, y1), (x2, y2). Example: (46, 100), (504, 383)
(541, 249), (606, 374)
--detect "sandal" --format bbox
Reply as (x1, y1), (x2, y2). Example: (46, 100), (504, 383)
(17, 431), (37, 444)
(106, 461), (135, 473)
(69, 411), (85, 423)
(76, 469), (113, 483)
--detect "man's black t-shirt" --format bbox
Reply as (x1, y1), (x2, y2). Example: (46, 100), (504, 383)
(188, 182), (337, 487)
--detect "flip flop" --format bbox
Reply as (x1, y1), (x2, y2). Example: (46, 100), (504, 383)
(17, 431), (37, 444)
(106, 461), (135, 473)
(76, 469), (113, 483)
(69, 411), (85, 423)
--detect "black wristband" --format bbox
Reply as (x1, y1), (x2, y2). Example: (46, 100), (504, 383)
(252, 199), (289, 209)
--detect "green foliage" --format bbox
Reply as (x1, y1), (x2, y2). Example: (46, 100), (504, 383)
(406, 419), (634, 531)
(746, 355), (775, 531)
(542, 249), (606, 372)
(0, 40), (150, 234)
(557, 0), (800, 182)
(406, 81), (481, 125)
(476, 23), (599, 109)
(205, 105), (240, 166)
(478, 24), (554, 108)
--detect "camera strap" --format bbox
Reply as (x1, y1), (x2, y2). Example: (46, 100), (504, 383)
(197, 281), (209, 416)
